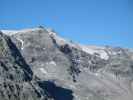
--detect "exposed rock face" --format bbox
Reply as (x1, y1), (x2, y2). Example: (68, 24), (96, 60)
(1, 27), (133, 100)
(0, 31), (55, 100)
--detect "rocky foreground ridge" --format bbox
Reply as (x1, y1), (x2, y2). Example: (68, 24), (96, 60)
(0, 27), (133, 100)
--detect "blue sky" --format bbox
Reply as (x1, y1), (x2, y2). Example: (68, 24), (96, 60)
(0, 0), (132, 48)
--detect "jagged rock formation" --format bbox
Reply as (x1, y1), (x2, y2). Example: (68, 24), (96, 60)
(0, 31), (54, 100)
(0, 27), (133, 100)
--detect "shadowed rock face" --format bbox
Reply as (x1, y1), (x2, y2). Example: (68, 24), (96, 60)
(1, 27), (133, 100)
(38, 81), (74, 100)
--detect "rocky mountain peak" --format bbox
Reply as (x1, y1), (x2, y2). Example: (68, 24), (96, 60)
(0, 27), (133, 100)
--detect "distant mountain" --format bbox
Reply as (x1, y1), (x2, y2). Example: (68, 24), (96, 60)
(0, 26), (133, 100)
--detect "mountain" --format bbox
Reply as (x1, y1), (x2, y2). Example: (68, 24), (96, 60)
(0, 26), (133, 100)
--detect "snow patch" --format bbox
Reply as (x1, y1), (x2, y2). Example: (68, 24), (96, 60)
(39, 68), (47, 74)
(49, 61), (56, 66)
(48, 31), (56, 36)
(46, 61), (56, 66)
(43, 48), (46, 50)
(69, 84), (76, 89)
(16, 38), (24, 50)
(81, 45), (109, 60)
(1, 28), (43, 36)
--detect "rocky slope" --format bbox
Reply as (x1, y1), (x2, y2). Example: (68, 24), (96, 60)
(1, 27), (133, 100)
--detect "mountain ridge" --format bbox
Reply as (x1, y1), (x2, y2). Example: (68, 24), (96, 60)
(0, 26), (133, 100)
